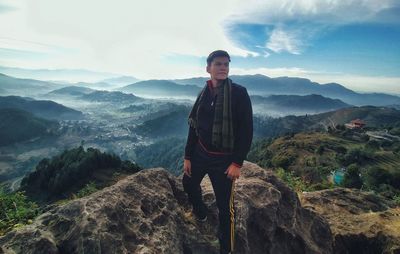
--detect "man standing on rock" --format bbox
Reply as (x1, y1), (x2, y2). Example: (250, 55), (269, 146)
(183, 50), (253, 254)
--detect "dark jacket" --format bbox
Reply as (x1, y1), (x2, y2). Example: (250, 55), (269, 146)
(184, 81), (253, 166)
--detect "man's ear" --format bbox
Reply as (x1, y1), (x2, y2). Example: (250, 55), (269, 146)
(206, 65), (210, 74)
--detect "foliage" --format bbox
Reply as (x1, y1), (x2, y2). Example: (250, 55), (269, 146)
(271, 154), (293, 169)
(394, 195), (400, 206)
(20, 146), (141, 203)
(75, 182), (98, 198)
(135, 137), (185, 176)
(340, 148), (373, 166)
(134, 108), (190, 138)
(341, 164), (363, 189)
(365, 140), (381, 150)
(275, 168), (312, 193)
(247, 138), (273, 168)
(0, 108), (58, 146)
(363, 166), (391, 190)
(0, 189), (39, 235)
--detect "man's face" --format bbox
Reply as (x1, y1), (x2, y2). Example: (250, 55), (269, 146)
(207, 56), (230, 81)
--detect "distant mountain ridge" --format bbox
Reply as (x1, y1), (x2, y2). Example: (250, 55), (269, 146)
(2, 72), (399, 107)
(0, 96), (83, 120)
(251, 94), (351, 112)
(48, 86), (96, 96)
(254, 105), (400, 138)
(119, 80), (200, 97)
(100, 76), (139, 86)
(0, 66), (117, 83)
(0, 73), (62, 96)
(0, 108), (59, 146)
(173, 75), (400, 106)
(134, 106), (191, 138)
(80, 91), (144, 104)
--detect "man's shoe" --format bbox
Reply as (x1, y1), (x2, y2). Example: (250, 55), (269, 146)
(194, 212), (207, 222)
(220, 250), (232, 254)
(191, 209), (207, 222)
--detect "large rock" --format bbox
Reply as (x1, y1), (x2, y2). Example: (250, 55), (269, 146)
(0, 162), (333, 254)
(300, 188), (400, 254)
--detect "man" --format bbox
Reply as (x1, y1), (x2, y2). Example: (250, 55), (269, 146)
(183, 50), (253, 254)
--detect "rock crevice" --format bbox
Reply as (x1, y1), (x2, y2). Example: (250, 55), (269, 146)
(1, 162), (333, 254)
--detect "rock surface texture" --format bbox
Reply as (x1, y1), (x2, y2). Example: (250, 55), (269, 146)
(0, 162), (333, 254)
(301, 188), (400, 254)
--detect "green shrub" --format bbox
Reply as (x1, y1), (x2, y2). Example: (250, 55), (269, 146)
(316, 145), (324, 155)
(0, 189), (39, 235)
(275, 168), (312, 192)
(341, 164), (363, 189)
(363, 167), (391, 190)
(376, 184), (400, 200)
(341, 148), (373, 166)
(394, 195), (400, 206)
(271, 155), (293, 169)
(76, 182), (98, 198)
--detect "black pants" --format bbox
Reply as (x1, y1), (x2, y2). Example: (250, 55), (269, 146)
(183, 142), (236, 254)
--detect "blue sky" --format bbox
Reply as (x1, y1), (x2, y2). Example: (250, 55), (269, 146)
(0, 0), (399, 94)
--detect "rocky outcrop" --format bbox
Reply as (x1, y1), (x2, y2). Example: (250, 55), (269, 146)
(0, 162), (333, 254)
(300, 188), (400, 254)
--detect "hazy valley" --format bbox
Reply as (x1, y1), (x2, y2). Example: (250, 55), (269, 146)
(1, 71), (400, 253)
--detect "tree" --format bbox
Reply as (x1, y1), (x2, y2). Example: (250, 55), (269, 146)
(363, 166), (391, 190)
(342, 164), (363, 189)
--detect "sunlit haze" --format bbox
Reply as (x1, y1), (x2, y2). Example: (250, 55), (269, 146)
(0, 0), (399, 94)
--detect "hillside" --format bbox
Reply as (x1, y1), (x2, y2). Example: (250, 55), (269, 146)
(134, 107), (190, 138)
(251, 94), (351, 111)
(20, 146), (141, 204)
(2, 163), (399, 253)
(0, 163), (334, 253)
(0, 108), (59, 146)
(248, 130), (400, 198)
(308, 106), (400, 129)
(301, 188), (400, 253)
(251, 94), (351, 116)
(0, 96), (83, 120)
(100, 76), (139, 86)
(79, 90), (144, 104)
(47, 86), (95, 96)
(0, 73), (61, 96)
(254, 106), (400, 138)
(173, 75), (400, 106)
(119, 80), (200, 97)
(135, 137), (185, 175)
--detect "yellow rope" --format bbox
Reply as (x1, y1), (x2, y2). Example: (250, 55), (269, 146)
(229, 180), (235, 251)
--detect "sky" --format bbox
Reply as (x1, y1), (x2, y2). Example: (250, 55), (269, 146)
(0, 0), (399, 94)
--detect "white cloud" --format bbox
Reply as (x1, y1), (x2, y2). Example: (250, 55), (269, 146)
(226, 0), (400, 54)
(0, 0), (259, 78)
(227, 0), (400, 25)
(0, 0), (399, 95)
(265, 27), (303, 54)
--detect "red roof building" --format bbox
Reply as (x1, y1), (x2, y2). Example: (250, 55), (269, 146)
(345, 119), (366, 129)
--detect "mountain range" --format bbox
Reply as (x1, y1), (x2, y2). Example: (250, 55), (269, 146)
(100, 76), (139, 86)
(0, 96), (83, 120)
(173, 75), (400, 106)
(0, 108), (59, 146)
(0, 73), (62, 96)
(135, 103), (400, 139)
(2, 72), (400, 108)
(79, 91), (144, 104)
(251, 94), (351, 114)
(0, 66), (118, 83)
(254, 105), (400, 138)
(47, 86), (96, 96)
(119, 80), (200, 97)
